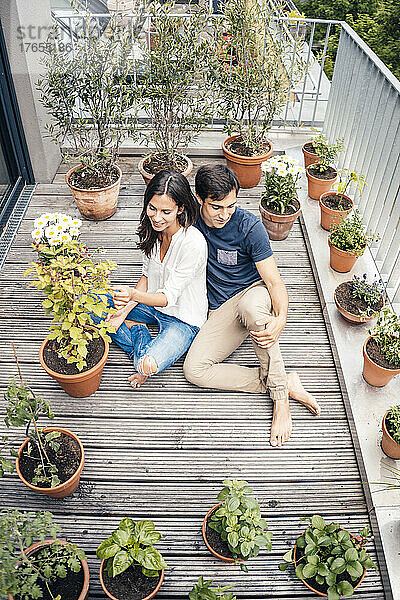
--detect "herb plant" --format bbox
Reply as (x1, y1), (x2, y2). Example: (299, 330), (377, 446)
(96, 518), (168, 579)
(368, 307), (400, 367)
(25, 239), (116, 371)
(329, 210), (379, 255)
(386, 405), (400, 445)
(0, 508), (85, 600)
(310, 133), (344, 172)
(261, 155), (303, 214)
(333, 169), (366, 208)
(189, 577), (237, 600)
(352, 274), (385, 308)
(279, 515), (377, 600)
(208, 479), (272, 572)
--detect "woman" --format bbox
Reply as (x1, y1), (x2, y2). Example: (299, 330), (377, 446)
(100, 170), (208, 388)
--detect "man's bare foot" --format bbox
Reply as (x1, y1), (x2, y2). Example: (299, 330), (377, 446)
(287, 371), (321, 415)
(128, 372), (148, 388)
(106, 301), (136, 330)
(270, 398), (292, 447)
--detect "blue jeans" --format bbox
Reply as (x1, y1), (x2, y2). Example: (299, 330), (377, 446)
(91, 292), (199, 376)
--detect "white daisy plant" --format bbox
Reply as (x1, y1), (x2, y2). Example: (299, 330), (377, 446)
(261, 155), (304, 214)
(31, 213), (82, 247)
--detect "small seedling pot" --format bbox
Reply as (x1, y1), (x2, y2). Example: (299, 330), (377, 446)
(99, 559), (164, 600)
(319, 192), (353, 231)
(306, 166), (337, 200)
(222, 135), (273, 189)
(328, 238), (364, 273)
(16, 427), (85, 499)
(258, 199), (302, 241)
(381, 411), (400, 459)
(65, 164), (122, 221)
(137, 154), (193, 186)
(362, 336), (400, 387)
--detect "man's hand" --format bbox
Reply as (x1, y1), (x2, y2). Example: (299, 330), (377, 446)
(250, 315), (286, 349)
(111, 285), (134, 309)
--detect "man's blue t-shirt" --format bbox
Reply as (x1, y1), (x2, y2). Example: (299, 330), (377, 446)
(194, 207), (273, 310)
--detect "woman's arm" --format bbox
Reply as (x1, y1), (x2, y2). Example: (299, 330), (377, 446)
(112, 279), (167, 309)
(135, 275), (148, 292)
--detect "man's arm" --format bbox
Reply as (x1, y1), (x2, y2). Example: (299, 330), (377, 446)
(251, 255), (289, 349)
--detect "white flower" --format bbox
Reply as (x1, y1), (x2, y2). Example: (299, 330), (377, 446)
(55, 223), (65, 233)
(277, 168), (288, 177)
(71, 218), (82, 228)
(59, 233), (71, 242)
(34, 217), (47, 229)
(52, 213), (62, 221)
(70, 228), (79, 238)
(45, 227), (57, 239)
(49, 236), (61, 246)
(261, 161), (273, 173)
(59, 215), (73, 226)
(31, 229), (43, 240)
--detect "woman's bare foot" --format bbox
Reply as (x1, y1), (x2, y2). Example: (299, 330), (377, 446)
(270, 398), (292, 447)
(125, 319), (146, 329)
(106, 301), (136, 330)
(287, 371), (321, 415)
(128, 372), (148, 388)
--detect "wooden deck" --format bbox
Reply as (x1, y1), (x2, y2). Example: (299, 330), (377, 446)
(0, 157), (386, 598)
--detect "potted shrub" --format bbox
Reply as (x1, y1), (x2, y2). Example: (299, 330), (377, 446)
(217, 0), (307, 188)
(258, 155), (303, 240)
(202, 479), (273, 572)
(328, 210), (378, 273)
(319, 169), (365, 231)
(302, 130), (327, 168)
(0, 508), (89, 600)
(334, 274), (385, 324)
(138, 2), (217, 184)
(189, 577), (236, 600)
(97, 517), (168, 600)
(4, 351), (84, 498)
(363, 307), (400, 387)
(37, 8), (137, 220)
(382, 405), (400, 459)
(306, 136), (344, 200)
(279, 515), (377, 599)
(25, 216), (117, 397)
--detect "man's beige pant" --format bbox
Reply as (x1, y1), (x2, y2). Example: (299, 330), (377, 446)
(183, 280), (288, 401)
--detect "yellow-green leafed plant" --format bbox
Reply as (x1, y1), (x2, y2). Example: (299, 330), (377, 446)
(24, 239), (116, 371)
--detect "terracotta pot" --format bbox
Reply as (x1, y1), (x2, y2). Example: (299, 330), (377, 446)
(222, 135), (273, 189)
(99, 559), (164, 600)
(293, 531), (366, 597)
(382, 411), (400, 459)
(362, 336), (400, 387)
(16, 427), (85, 499)
(306, 166), (337, 200)
(319, 193), (353, 231)
(8, 539), (89, 600)
(39, 335), (109, 397)
(66, 164), (122, 221)
(137, 154), (193, 186)
(202, 502), (236, 563)
(259, 199), (301, 241)
(302, 143), (320, 168)
(334, 282), (383, 324)
(328, 238), (364, 273)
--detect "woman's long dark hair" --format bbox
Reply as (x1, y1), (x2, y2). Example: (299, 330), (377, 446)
(137, 170), (199, 257)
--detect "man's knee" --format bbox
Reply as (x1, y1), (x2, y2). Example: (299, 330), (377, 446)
(237, 292), (271, 330)
(137, 354), (158, 376)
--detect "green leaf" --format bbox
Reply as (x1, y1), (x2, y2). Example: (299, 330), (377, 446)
(345, 548), (358, 562)
(139, 546), (168, 571)
(135, 520), (162, 545)
(119, 517), (135, 536)
(295, 564), (304, 579)
(317, 563), (329, 576)
(327, 587), (340, 600)
(112, 550), (133, 577)
(240, 541), (251, 557)
(278, 562), (290, 571)
(311, 515), (326, 530)
(302, 563), (317, 579)
(228, 531), (239, 548)
(112, 529), (130, 547)
(217, 487), (230, 501)
(347, 561), (364, 578)
(337, 580), (354, 596)
(331, 557), (346, 573)
(282, 549), (293, 562)
(96, 537), (120, 559)
(227, 497), (240, 511)
(142, 568), (159, 577)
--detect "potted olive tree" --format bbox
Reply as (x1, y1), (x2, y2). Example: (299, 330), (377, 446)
(0, 508), (89, 600)
(138, 2), (218, 184)
(306, 136), (344, 200)
(328, 210), (378, 273)
(258, 155), (303, 240)
(279, 515), (377, 599)
(334, 274), (385, 324)
(189, 577), (236, 600)
(25, 217), (117, 397)
(319, 169), (365, 231)
(97, 518), (168, 600)
(363, 307), (400, 387)
(37, 4), (137, 220)
(381, 405), (400, 459)
(217, 0), (307, 188)
(202, 479), (273, 572)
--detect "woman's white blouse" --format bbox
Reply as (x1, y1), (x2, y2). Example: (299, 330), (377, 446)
(141, 226), (208, 328)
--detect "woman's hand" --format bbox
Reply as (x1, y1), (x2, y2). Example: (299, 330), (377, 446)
(111, 285), (133, 309)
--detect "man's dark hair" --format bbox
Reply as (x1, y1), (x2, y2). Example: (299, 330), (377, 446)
(195, 164), (240, 202)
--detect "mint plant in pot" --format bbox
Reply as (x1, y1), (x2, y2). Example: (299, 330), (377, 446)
(25, 224), (117, 397)
(138, 2), (217, 185)
(37, 3), (137, 220)
(381, 405), (400, 459)
(363, 307), (400, 387)
(306, 136), (344, 200)
(202, 479), (273, 571)
(259, 155), (303, 240)
(320, 169), (365, 231)
(96, 518), (168, 600)
(334, 274), (385, 324)
(0, 508), (89, 600)
(279, 515), (377, 599)
(328, 210), (378, 273)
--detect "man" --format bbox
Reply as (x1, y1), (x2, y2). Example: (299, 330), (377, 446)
(183, 164), (321, 447)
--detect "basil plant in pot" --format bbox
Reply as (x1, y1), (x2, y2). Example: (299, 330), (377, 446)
(202, 479), (273, 572)
(306, 135), (344, 200)
(259, 155), (303, 240)
(363, 307), (400, 387)
(334, 273), (385, 324)
(0, 508), (89, 600)
(381, 404), (400, 459)
(25, 217), (117, 398)
(37, 2), (138, 220)
(97, 518), (168, 600)
(138, 2), (218, 185)
(216, 0), (307, 188)
(319, 169), (365, 231)
(328, 210), (379, 273)
(279, 515), (377, 599)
